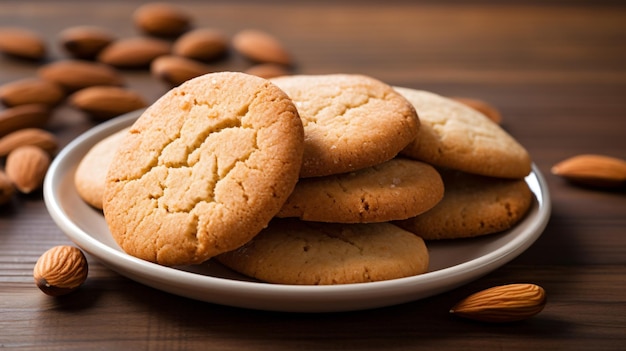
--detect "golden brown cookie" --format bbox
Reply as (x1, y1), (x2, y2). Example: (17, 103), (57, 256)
(74, 127), (129, 210)
(277, 158), (444, 223)
(217, 219), (429, 285)
(395, 169), (534, 240)
(103, 72), (304, 266)
(395, 87), (531, 179)
(271, 74), (419, 178)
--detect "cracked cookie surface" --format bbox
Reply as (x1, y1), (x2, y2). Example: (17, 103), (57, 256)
(395, 87), (531, 179)
(217, 219), (429, 285)
(395, 169), (533, 240)
(103, 72), (304, 266)
(271, 74), (419, 178)
(277, 158), (444, 223)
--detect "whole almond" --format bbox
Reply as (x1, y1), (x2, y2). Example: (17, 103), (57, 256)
(450, 284), (546, 323)
(5, 145), (51, 194)
(173, 28), (229, 62)
(151, 55), (212, 86)
(245, 63), (292, 79)
(0, 104), (50, 137)
(0, 27), (46, 60)
(59, 25), (116, 59)
(452, 97), (503, 124)
(69, 86), (148, 120)
(0, 78), (66, 107)
(0, 169), (15, 206)
(38, 59), (125, 91)
(232, 29), (292, 66)
(0, 128), (59, 157)
(133, 2), (191, 37)
(551, 154), (626, 188)
(34, 245), (88, 297)
(98, 37), (171, 68)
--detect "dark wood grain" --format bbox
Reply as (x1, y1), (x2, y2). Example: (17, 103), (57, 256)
(1, 1), (625, 350)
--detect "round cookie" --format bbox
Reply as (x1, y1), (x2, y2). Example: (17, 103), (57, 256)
(394, 87), (531, 179)
(216, 219), (429, 285)
(277, 158), (444, 223)
(270, 74), (419, 178)
(103, 72), (304, 266)
(74, 127), (129, 210)
(395, 169), (534, 240)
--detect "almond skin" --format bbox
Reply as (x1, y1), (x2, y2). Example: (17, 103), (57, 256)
(133, 2), (191, 37)
(0, 128), (59, 157)
(552, 154), (626, 188)
(452, 97), (503, 124)
(0, 78), (66, 107)
(33, 245), (88, 297)
(151, 55), (212, 86)
(69, 86), (148, 120)
(38, 59), (125, 92)
(450, 283), (547, 323)
(0, 26), (46, 60)
(59, 25), (115, 59)
(0, 169), (15, 206)
(232, 29), (292, 66)
(0, 104), (51, 137)
(98, 37), (171, 68)
(173, 28), (229, 62)
(5, 145), (51, 194)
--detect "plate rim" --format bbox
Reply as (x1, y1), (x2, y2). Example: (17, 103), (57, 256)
(43, 109), (552, 312)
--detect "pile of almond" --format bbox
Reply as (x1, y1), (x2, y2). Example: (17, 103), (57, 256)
(0, 2), (295, 207)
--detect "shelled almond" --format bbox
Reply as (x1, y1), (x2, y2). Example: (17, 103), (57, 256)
(0, 104), (51, 137)
(0, 26), (47, 60)
(38, 59), (125, 91)
(0, 78), (66, 107)
(0, 128), (59, 157)
(232, 29), (292, 66)
(173, 28), (229, 62)
(58, 25), (116, 60)
(97, 37), (171, 68)
(552, 154), (626, 188)
(69, 86), (148, 120)
(5, 145), (51, 194)
(151, 55), (213, 86)
(34, 245), (89, 296)
(133, 2), (191, 37)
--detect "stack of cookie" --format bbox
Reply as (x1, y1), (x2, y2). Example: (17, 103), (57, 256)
(75, 72), (534, 285)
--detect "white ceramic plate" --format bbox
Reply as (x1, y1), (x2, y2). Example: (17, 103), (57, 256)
(43, 110), (551, 313)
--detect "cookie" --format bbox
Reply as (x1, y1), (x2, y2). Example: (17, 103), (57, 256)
(395, 169), (534, 240)
(277, 158), (444, 223)
(103, 72), (304, 266)
(270, 74), (419, 178)
(74, 127), (129, 210)
(395, 87), (531, 179)
(216, 219), (429, 285)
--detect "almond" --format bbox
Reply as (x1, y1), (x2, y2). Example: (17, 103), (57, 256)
(0, 128), (59, 157)
(97, 37), (171, 68)
(0, 169), (15, 206)
(69, 86), (148, 120)
(0, 104), (51, 137)
(133, 2), (191, 37)
(5, 145), (51, 194)
(0, 26), (46, 60)
(0, 78), (66, 107)
(151, 55), (212, 86)
(38, 59), (125, 92)
(551, 154), (626, 188)
(173, 28), (229, 62)
(59, 25), (116, 59)
(245, 63), (292, 79)
(450, 284), (546, 323)
(452, 97), (502, 124)
(232, 29), (292, 66)
(34, 245), (88, 297)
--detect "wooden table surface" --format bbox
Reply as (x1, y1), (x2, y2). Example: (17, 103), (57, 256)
(1, 1), (625, 350)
